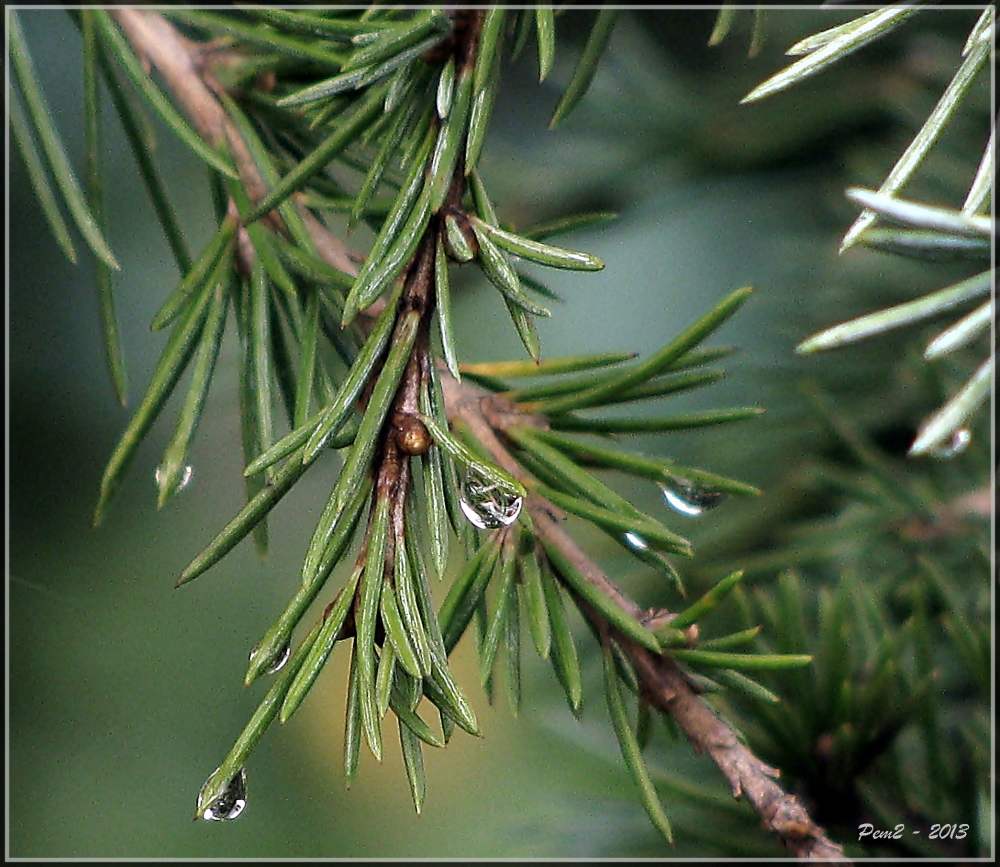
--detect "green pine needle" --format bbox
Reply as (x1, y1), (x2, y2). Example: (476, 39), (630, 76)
(10, 11), (120, 269)
(603, 641), (674, 843)
(550, 9), (619, 128)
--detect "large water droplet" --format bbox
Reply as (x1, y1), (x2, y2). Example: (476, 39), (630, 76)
(459, 468), (522, 530)
(660, 479), (724, 517)
(154, 463), (193, 493)
(250, 642), (290, 676)
(927, 427), (972, 459)
(199, 767), (247, 821)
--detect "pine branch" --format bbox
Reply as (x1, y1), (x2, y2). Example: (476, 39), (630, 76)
(63, 7), (853, 855)
(443, 375), (848, 861)
(12, 5), (989, 857)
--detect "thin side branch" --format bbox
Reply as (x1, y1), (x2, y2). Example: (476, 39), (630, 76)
(445, 376), (849, 861)
(111, 8), (359, 277)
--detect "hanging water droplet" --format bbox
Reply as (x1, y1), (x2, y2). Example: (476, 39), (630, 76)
(623, 531), (649, 551)
(154, 463), (194, 493)
(250, 642), (291, 676)
(927, 427), (972, 459)
(459, 467), (522, 530)
(199, 767), (247, 821)
(660, 479), (724, 517)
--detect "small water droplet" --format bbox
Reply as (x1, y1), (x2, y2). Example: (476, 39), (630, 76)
(199, 767), (247, 821)
(459, 468), (522, 530)
(660, 479), (724, 517)
(154, 463), (193, 493)
(624, 531), (649, 551)
(927, 427), (972, 459)
(251, 642), (290, 676)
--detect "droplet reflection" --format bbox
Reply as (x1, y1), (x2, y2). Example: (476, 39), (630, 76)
(624, 531), (649, 551)
(927, 427), (972, 459)
(459, 467), (522, 530)
(154, 463), (194, 493)
(199, 767), (247, 821)
(660, 479), (724, 517)
(250, 642), (291, 676)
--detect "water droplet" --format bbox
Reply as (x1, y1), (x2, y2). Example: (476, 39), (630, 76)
(660, 479), (724, 517)
(154, 463), (193, 493)
(927, 427), (972, 459)
(623, 531), (649, 551)
(459, 468), (522, 530)
(199, 767), (247, 822)
(250, 642), (290, 676)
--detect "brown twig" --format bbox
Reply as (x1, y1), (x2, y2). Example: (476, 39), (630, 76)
(111, 8), (359, 277)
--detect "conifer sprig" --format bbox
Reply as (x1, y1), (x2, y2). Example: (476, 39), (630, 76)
(15, 8), (852, 857)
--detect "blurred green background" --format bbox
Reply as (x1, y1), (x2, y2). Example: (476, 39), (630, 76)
(8, 8), (990, 858)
